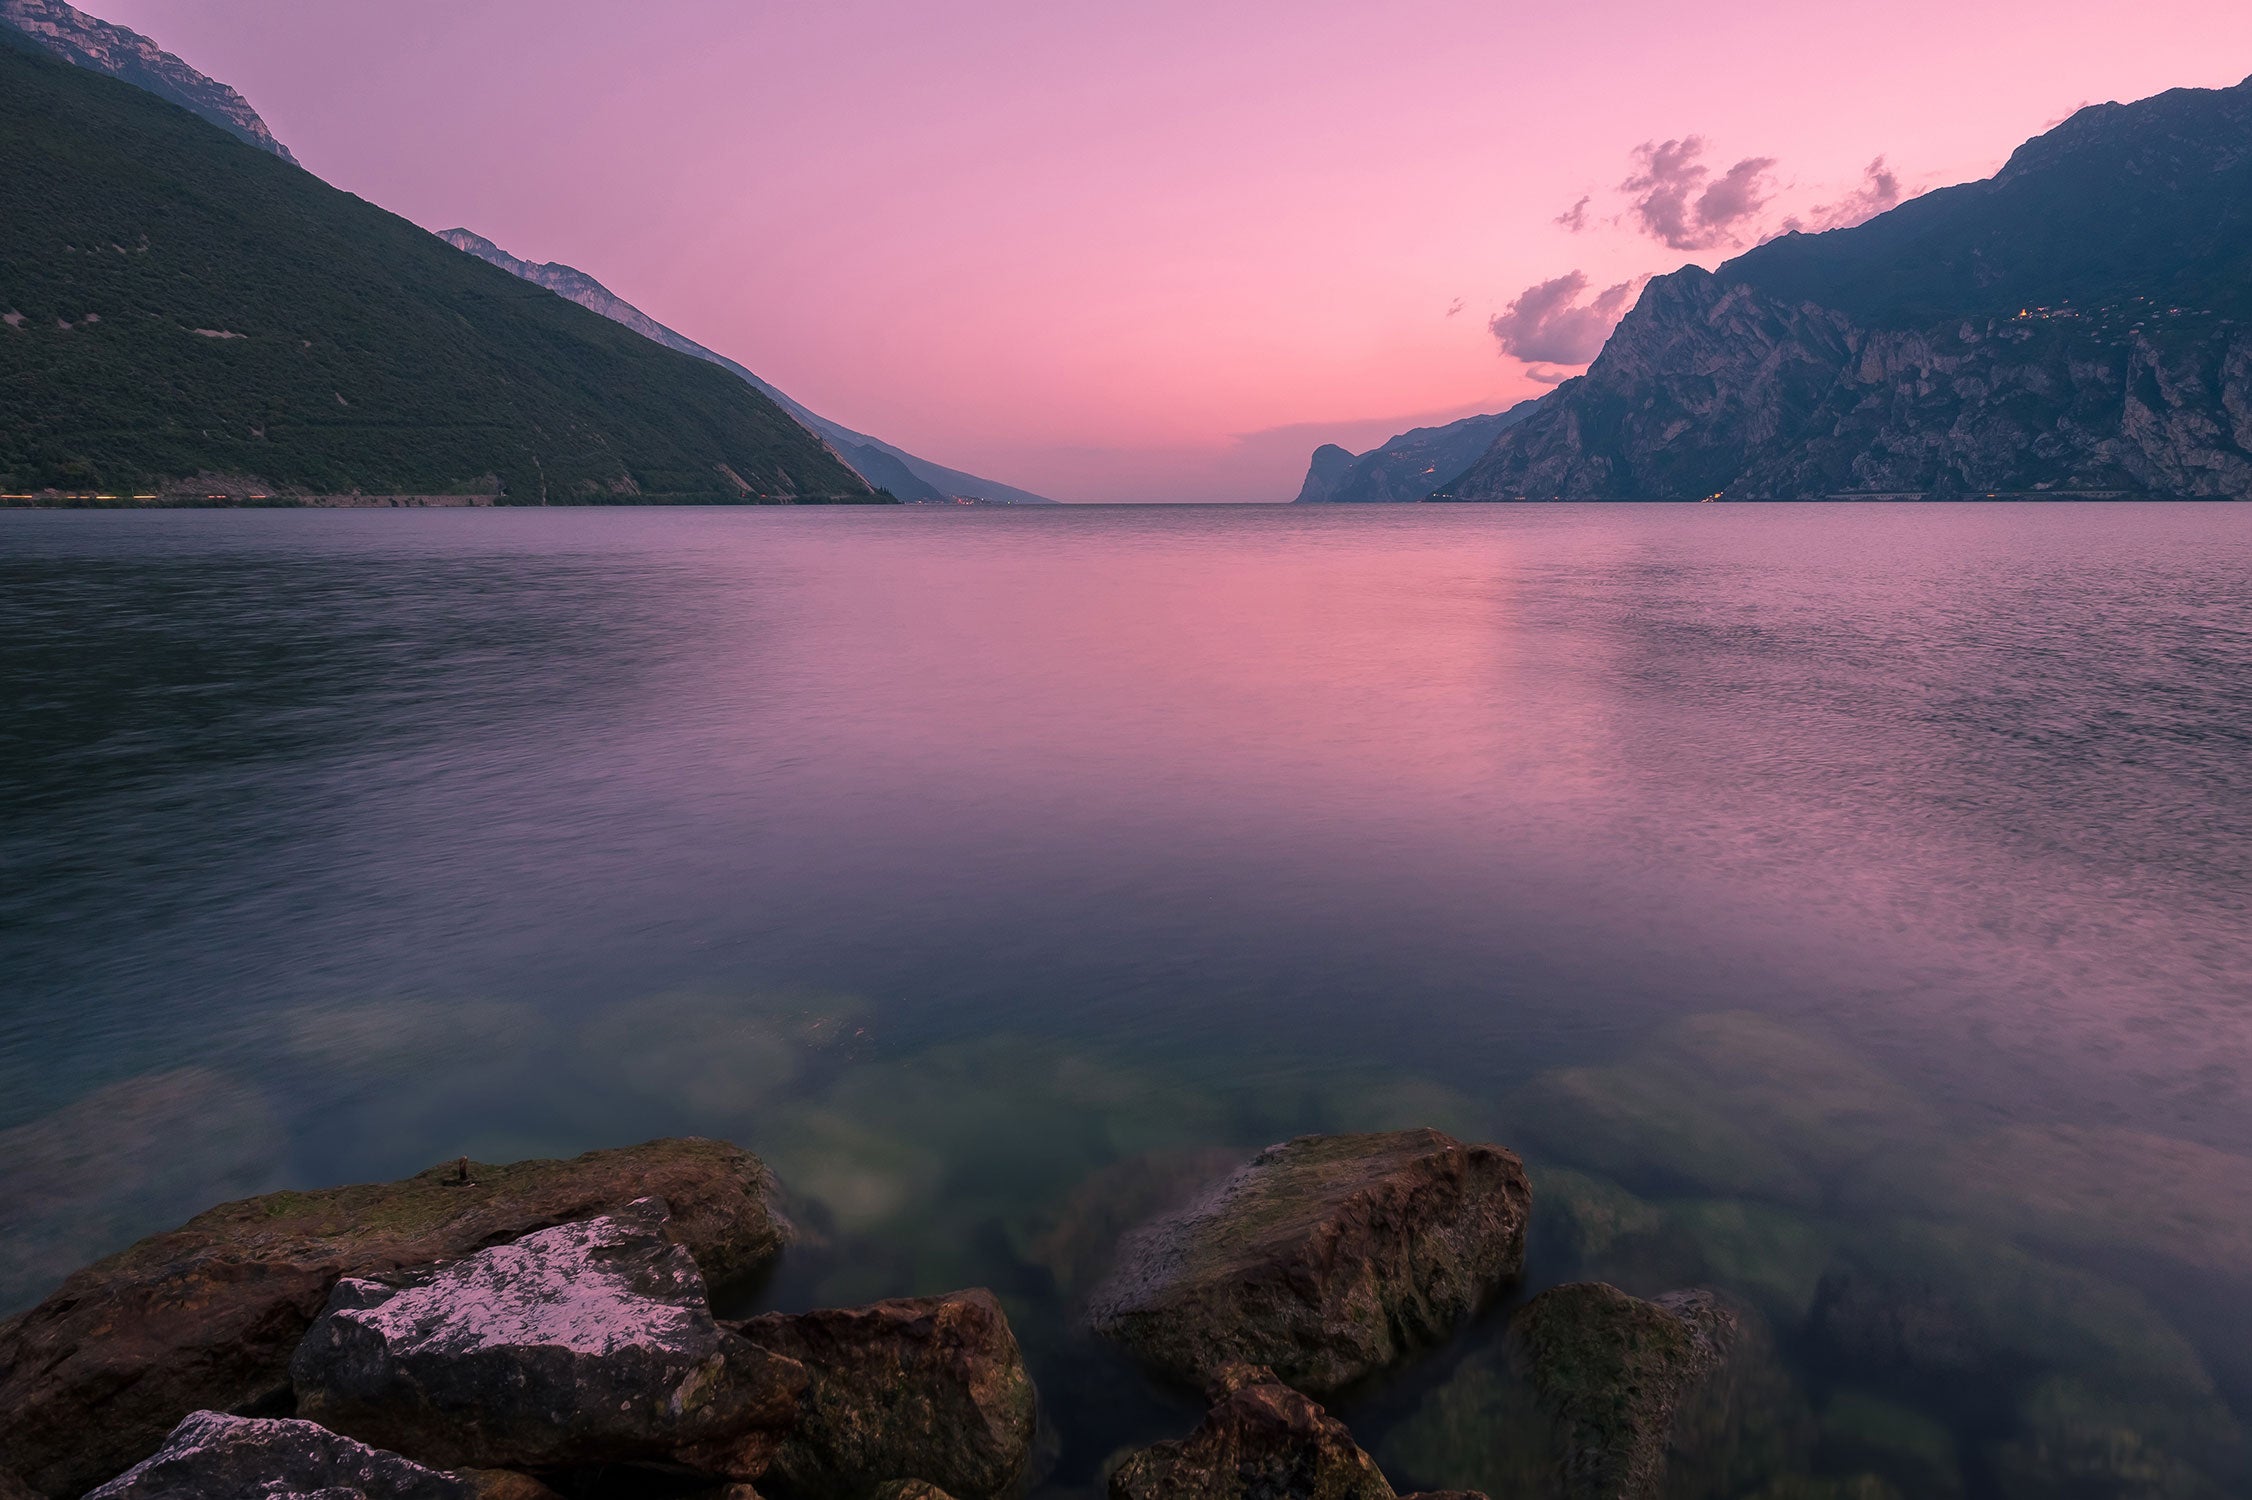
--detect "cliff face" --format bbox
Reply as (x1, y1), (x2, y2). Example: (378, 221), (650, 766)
(1448, 75), (2252, 500)
(438, 229), (1058, 505)
(1293, 401), (1539, 503)
(0, 0), (296, 163)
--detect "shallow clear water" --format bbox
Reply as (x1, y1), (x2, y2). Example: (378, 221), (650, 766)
(3, 503), (2249, 1497)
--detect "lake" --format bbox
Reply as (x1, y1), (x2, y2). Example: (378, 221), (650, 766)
(4, 503), (2249, 1497)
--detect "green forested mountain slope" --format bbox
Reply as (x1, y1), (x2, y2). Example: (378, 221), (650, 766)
(0, 38), (876, 502)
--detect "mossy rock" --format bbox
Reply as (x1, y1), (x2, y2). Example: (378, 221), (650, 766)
(1089, 1130), (1532, 1393)
(0, 1138), (788, 1498)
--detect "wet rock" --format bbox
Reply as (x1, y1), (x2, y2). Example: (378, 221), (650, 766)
(1107, 1364), (1404, 1500)
(870, 1483), (957, 1500)
(1510, 1282), (1735, 1500)
(1029, 1147), (1243, 1298)
(0, 1137), (789, 1499)
(291, 1197), (803, 1472)
(708, 1290), (1036, 1500)
(80, 1410), (475, 1500)
(453, 1472), (566, 1500)
(0, 1471), (37, 1500)
(1089, 1129), (1531, 1392)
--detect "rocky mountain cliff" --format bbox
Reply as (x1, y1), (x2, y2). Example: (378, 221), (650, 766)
(1445, 74), (2252, 500)
(1292, 401), (1540, 502)
(0, 0), (295, 163)
(438, 230), (1057, 505)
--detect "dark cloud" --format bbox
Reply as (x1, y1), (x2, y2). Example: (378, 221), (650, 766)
(1445, 297), (1465, 318)
(1781, 157), (1906, 235)
(1621, 137), (1778, 250)
(1555, 195), (1591, 233)
(1523, 365), (1578, 386)
(1488, 272), (1638, 366)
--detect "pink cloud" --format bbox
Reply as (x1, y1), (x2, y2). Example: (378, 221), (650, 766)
(1781, 157), (1906, 233)
(1488, 272), (1639, 365)
(1621, 137), (1779, 250)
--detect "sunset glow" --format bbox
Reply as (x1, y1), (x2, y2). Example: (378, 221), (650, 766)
(85, 0), (2252, 499)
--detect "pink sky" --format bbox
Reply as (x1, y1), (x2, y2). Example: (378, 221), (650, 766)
(90, 1), (2252, 501)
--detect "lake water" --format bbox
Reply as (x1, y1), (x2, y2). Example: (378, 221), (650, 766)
(4, 503), (2250, 1497)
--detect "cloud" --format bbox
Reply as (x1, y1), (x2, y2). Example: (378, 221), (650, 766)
(1488, 272), (1639, 366)
(1556, 195), (1591, 233)
(1783, 156), (1904, 234)
(1620, 136), (1778, 250)
(1523, 365), (1579, 386)
(1445, 297), (1465, 318)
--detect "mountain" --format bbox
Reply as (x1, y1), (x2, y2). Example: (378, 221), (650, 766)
(0, 0), (295, 163)
(1291, 401), (1540, 502)
(438, 230), (1058, 505)
(1444, 75), (2252, 501)
(0, 39), (875, 502)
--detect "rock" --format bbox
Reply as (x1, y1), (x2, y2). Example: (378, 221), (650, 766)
(870, 1483), (957, 1500)
(710, 1290), (1036, 1500)
(80, 1410), (475, 1500)
(1109, 1364), (1401, 1500)
(0, 1138), (789, 1499)
(1509, 1282), (1735, 1500)
(453, 1473), (566, 1500)
(1029, 1147), (1244, 1298)
(292, 1197), (803, 1473)
(0, 1471), (36, 1500)
(1088, 1129), (1531, 1392)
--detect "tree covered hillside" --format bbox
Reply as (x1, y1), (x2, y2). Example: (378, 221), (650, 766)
(0, 37), (877, 503)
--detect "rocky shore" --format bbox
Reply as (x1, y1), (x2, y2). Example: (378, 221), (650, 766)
(0, 1130), (1819, 1500)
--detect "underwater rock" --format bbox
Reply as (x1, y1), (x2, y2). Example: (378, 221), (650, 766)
(81, 1410), (475, 1500)
(1804, 1222), (2217, 1405)
(1030, 1147), (1244, 1298)
(1510, 1282), (1736, 1500)
(0, 1138), (790, 1499)
(292, 1197), (802, 1473)
(1505, 1013), (1934, 1208)
(452, 1472), (567, 1500)
(1089, 1129), (1531, 1392)
(1108, 1363), (1410, 1500)
(714, 1289), (1036, 1500)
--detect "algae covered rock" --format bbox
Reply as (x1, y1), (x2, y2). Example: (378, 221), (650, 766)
(717, 1289), (1036, 1500)
(1089, 1130), (1531, 1392)
(291, 1197), (803, 1473)
(1511, 1282), (1735, 1500)
(0, 1138), (789, 1499)
(81, 1410), (477, 1500)
(1108, 1364), (1403, 1500)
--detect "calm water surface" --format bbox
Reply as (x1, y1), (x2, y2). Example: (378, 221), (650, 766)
(3, 504), (2250, 1497)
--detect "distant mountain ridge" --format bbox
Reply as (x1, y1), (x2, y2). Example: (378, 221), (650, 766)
(438, 230), (1057, 505)
(0, 0), (295, 163)
(1292, 401), (1540, 502)
(1443, 74), (2252, 500)
(0, 41), (874, 502)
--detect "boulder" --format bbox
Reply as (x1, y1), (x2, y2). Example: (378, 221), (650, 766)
(1509, 1283), (1735, 1500)
(291, 1198), (803, 1473)
(706, 1290), (1036, 1500)
(870, 1484), (958, 1500)
(1088, 1130), (1530, 1392)
(0, 1472), (37, 1500)
(453, 1473), (566, 1500)
(0, 1137), (788, 1499)
(80, 1410), (476, 1500)
(1109, 1363), (1462, 1500)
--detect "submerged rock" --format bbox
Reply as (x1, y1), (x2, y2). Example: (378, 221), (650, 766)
(1089, 1129), (1531, 1392)
(711, 1290), (1036, 1500)
(1108, 1364), (1402, 1500)
(1511, 1282), (1735, 1500)
(80, 1410), (475, 1500)
(0, 1138), (789, 1499)
(291, 1197), (802, 1472)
